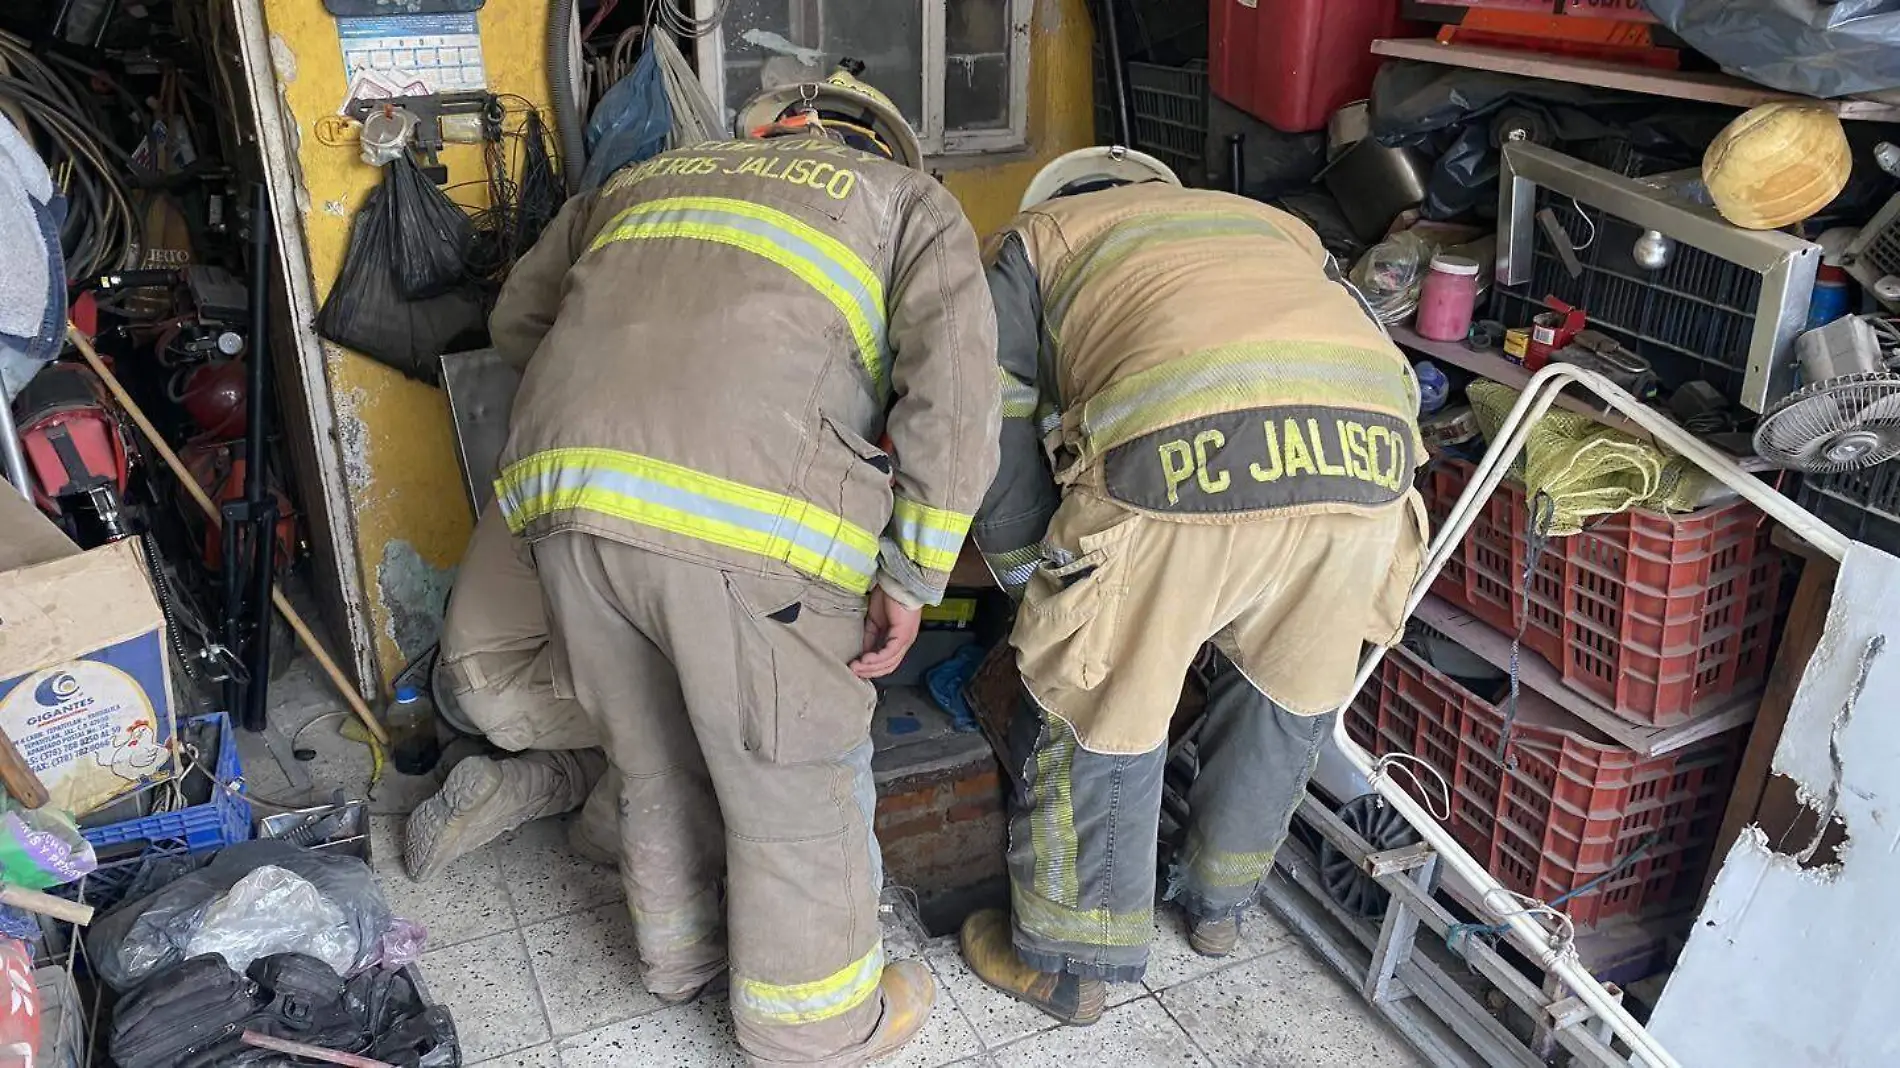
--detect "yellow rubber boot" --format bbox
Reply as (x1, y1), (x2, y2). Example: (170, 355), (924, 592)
(958, 909), (1104, 1027)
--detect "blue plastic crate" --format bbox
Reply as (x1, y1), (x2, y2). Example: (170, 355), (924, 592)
(80, 711), (252, 856)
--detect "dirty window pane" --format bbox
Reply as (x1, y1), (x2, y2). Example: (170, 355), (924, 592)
(720, 0), (924, 129)
(944, 0), (1010, 130)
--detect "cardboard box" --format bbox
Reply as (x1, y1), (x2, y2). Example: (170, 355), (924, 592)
(0, 537), (174, 816)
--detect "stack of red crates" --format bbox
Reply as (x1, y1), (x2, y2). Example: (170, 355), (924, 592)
(1352, 456), (1783, 924)
(1420, 457), (1782, 727)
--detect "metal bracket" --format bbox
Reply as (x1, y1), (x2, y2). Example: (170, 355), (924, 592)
(1498, 142), (1820, 413)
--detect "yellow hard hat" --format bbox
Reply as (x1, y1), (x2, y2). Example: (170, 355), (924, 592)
(1702, 103), (1851, 230)
(736, 62), (923, 170)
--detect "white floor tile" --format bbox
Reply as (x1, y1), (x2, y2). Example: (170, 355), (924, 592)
(420, 930), (550, 1061)
(993, 997), (1208, 1067)
(370, 815), (516, 951)
(472, 1044), (560, 1067)
(494, 815), (623, 922)
(523, 902), (667, 1036)
(879, 971), (986, 1068)
(1141, 903), (1294, 993)
(924, 944), (1056, 1050)
(556, 999), (747, 1067)
(1158, 942), (1426, 1068)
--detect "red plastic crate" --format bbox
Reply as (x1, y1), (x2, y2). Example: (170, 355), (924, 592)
(1419, 457), (1782, 727)
(1345, 640), (1741, 926)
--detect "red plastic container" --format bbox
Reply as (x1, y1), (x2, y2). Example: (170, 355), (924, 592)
(1209, 0), (1413, 133)
(1420, 458), (1782, 728)
(1345, 639), (1741, 926)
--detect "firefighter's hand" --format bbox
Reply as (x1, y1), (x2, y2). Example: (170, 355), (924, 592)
(852, 588), (922, 679)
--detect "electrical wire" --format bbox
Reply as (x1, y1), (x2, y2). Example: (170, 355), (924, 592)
(0, 30), (142, 279)
(646, 0), (729, 41)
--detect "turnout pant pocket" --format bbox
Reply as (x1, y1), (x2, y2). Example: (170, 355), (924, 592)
(725, 571), (875, 764)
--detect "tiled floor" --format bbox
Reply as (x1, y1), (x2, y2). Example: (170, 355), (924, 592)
(246, 661), (1427, 1067)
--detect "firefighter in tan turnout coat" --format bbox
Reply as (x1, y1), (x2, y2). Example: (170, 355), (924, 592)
(957, 148), (1429, 1024)
(407, 69), (999, 1067)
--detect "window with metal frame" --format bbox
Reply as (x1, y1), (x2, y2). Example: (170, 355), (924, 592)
(693, 0), (1031, 157)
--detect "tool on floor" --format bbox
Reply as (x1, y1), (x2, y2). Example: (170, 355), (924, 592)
(239, 1031), (395, 1068)
(0, 730), (49, 810)
(64, 326), (389, 745)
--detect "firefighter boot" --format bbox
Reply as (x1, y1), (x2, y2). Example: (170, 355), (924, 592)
(404, 749), (607, 880)
(1187, 915), (1240, 958)
(959, 909), (1105, 1026)
(851, 960), (937, 1064)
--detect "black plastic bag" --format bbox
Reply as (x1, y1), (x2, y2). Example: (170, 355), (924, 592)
(386, 154), (474, 299)
(316, 185), (487, 385)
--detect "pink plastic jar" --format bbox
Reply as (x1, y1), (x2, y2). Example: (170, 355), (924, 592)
(1414, 254), (1481, 342)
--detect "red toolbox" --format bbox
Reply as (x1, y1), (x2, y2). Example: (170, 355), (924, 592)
(1346, 638), (1741, 926)
(1209, 0), (1413, 133)
(1418, 457), (1782, 728)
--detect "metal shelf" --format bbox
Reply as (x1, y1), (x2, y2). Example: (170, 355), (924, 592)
(1391, 324), (1656, 441)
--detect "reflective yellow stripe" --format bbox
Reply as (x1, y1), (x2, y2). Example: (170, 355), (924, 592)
(890, 496), (971, 573)
(733, 943), (884, 1025)
(1081, 340), (1419, 455)
(590, 196), (889, 390)
(1000, 367), (1039, 419)
(1010, 879), (1153, 947)
(496, 447), (880, 592)
(1185, 846), (1278, 889)
(1030, 719), (1080, 906)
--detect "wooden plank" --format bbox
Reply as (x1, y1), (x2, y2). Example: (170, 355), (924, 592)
(1413, 594), (1760, 757)
(1370, 39), (1900, 122)
(1700, 553), (1839, 902)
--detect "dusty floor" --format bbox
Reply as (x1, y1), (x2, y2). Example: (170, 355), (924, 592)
(241, 659), (1426, 1067)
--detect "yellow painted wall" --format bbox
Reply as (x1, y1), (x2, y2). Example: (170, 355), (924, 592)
(263, 0), (1092, 686)
(943, 0), (1097, 238)
(262, 1), (548, 685)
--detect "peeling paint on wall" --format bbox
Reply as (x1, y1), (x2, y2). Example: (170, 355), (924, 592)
(268, 33), (298, 84)
(1648, 544), (1900, 1067)
(378, 539), (455, 666)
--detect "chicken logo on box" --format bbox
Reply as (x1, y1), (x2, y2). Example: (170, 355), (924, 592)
(0, 644), (172, 815)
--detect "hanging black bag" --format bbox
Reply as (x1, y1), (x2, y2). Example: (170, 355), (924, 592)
(315, 182), (487, 385)
(385, 153), (475, 299)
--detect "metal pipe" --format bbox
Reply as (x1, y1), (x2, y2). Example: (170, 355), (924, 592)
(1097, 0), (1132, 146)
(1331, 363), (1851, 1068)
(239, 182), (279, 732)
(0, 392), (29, 500)
(1227, 134), (1245, 196)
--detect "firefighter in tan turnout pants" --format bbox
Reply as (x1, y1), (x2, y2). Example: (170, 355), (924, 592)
(957, 149), (1429, 1022)
(425, 70), (1000, 1065)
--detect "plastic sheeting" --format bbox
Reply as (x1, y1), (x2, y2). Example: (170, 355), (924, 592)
(88, 840), (393, 993)
(1646, 0), (1900, 99)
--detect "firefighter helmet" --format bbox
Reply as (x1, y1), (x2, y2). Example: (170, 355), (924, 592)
(736, 61), (923, 171)
(1019, 146), (1179, 211)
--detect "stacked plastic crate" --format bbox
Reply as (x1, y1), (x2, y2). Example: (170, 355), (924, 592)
(1347, 458), (1777, 938)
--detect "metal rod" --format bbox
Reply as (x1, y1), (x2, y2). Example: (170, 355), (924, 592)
(1227, 134), (1245, 196)
(1331, 364), (1851, 1068)
(1097, 0), (1132, 146)
(239, 183), (278, 732)
(0, 392), (29, 501)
